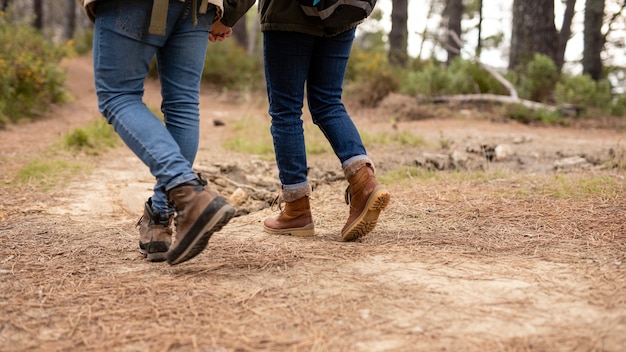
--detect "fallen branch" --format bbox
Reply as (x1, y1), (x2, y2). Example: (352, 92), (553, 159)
(427, 93), (556, 111)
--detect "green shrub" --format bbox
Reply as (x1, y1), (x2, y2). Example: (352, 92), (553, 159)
(448, 58), (510, 95)
(611, 94), (626, 117)
(516, 53), (558, 102)
(345, 50), (400, 107)
(0, 11), (70, 125)
(554, 74), (612, 110)
(63, 119), (118, 155)
(399, 58), (510, 98)
(505, 103), (561, 125)
(72, 28), (94, 56)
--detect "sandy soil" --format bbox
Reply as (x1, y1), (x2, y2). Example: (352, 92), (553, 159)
(0, 55), (625, 352)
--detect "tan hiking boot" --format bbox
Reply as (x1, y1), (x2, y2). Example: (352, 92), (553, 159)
(166, 173), (235, 265)
(137, 198), (172, 262)
(263, 196), (314, 237)
(341, 164), (391, 241)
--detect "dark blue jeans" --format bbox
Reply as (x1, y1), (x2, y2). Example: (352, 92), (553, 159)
(93, 0), (215, 215)
(263, 29), (369, 198)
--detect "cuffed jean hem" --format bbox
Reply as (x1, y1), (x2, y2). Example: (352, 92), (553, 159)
(282, 182), (312, 202)
(164, 173), (199, 193)
(343, 156), (375, 179)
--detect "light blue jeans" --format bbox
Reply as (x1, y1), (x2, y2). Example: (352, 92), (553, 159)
(263, 28), (369, 200)
(92, 0), (215, 215)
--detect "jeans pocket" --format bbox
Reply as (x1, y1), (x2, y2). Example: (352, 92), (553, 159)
(196, 5), (216, 31)
(114, 0), (153, 39)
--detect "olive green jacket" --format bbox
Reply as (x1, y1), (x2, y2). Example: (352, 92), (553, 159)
(77, 0), (254, 34)
(259, 0), (358, 37)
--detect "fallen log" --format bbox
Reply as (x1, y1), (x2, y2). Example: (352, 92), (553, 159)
(427, 94), (557, 112)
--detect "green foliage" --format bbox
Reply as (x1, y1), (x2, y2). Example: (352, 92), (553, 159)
(345, 50), (400, 107)
(361, 129), (425, 147)
(610, 94), (626, 117)
(63, 119), (119, 155)
(0, 11), (70, 126)
(540, 175), (621, 200)
(515, 53), (558, 102)
(554, 74), (612, 110)
(504, 104), (561, 125)
(402, 60), (468, 96)
(72, 28), (94, 56)
(449, 59), (510, 95)
(202, 39), (264, 90)
(401, 58), (509, 97)
(16, 158), (87, 190)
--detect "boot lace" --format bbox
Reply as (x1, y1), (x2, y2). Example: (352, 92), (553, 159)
(269, 195), (285, 213)
(135, 215), (145, 229)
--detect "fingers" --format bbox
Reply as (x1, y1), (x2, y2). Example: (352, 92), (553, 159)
(209, 22), (232, 43)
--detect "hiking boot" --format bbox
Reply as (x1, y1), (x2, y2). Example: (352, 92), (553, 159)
(263, 196), (315, 237)
(137, 198), (172, 262)
(341, 164), (391, 241)
(166, 173), (235, 265)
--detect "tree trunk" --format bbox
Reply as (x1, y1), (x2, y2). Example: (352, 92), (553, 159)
(583, 0), (605, 80)
(556, 0), (577, 71)
(33, 0), (43, 30)
(509, 0), (559, 71)
(389, 0), (408, 67)
(445, 0), (464, 64)
(65, 0), (77, 40)
(476, 0), (483, 58)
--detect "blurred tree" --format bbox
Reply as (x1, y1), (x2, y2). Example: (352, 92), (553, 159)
(583, 0), (626, 81)
(65, 0), (76, 40)
(509, 0), (558, 71)
(583, 0), (605, 80)
(509, 0), (576, 73)
(445, 0), (463, 64)
(34, 0), (43, 30)
(389, 0), (408, 67)
(475, 0), (483, 57)
(556, 0), (577, 71)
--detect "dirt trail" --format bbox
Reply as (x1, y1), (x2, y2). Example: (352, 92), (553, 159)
(0, 55), (625, 352)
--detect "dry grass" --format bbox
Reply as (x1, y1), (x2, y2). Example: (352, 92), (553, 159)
(1, 170), (625, 351)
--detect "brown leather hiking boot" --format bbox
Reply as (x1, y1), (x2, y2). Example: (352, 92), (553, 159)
(341, 165), (391, 241)
(166, 173), (235, 265)
(137, 198), (172, 262)
(263, 196), (314, 237)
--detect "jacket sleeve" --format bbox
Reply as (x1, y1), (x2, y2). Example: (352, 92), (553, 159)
(220, 0), (257, 27)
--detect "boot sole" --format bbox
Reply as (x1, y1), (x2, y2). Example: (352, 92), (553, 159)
(263, 223), (315, 237)
(167, 197), (235, 265)
(139, 242), (170, 262)
(341, 187), (391, 241)
(145, 251), (167, 262)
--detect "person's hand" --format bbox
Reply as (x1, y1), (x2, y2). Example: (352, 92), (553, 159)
(209, 21), (232, 42)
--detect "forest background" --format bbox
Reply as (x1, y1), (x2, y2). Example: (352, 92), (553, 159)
(3, 0), (626, 127)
